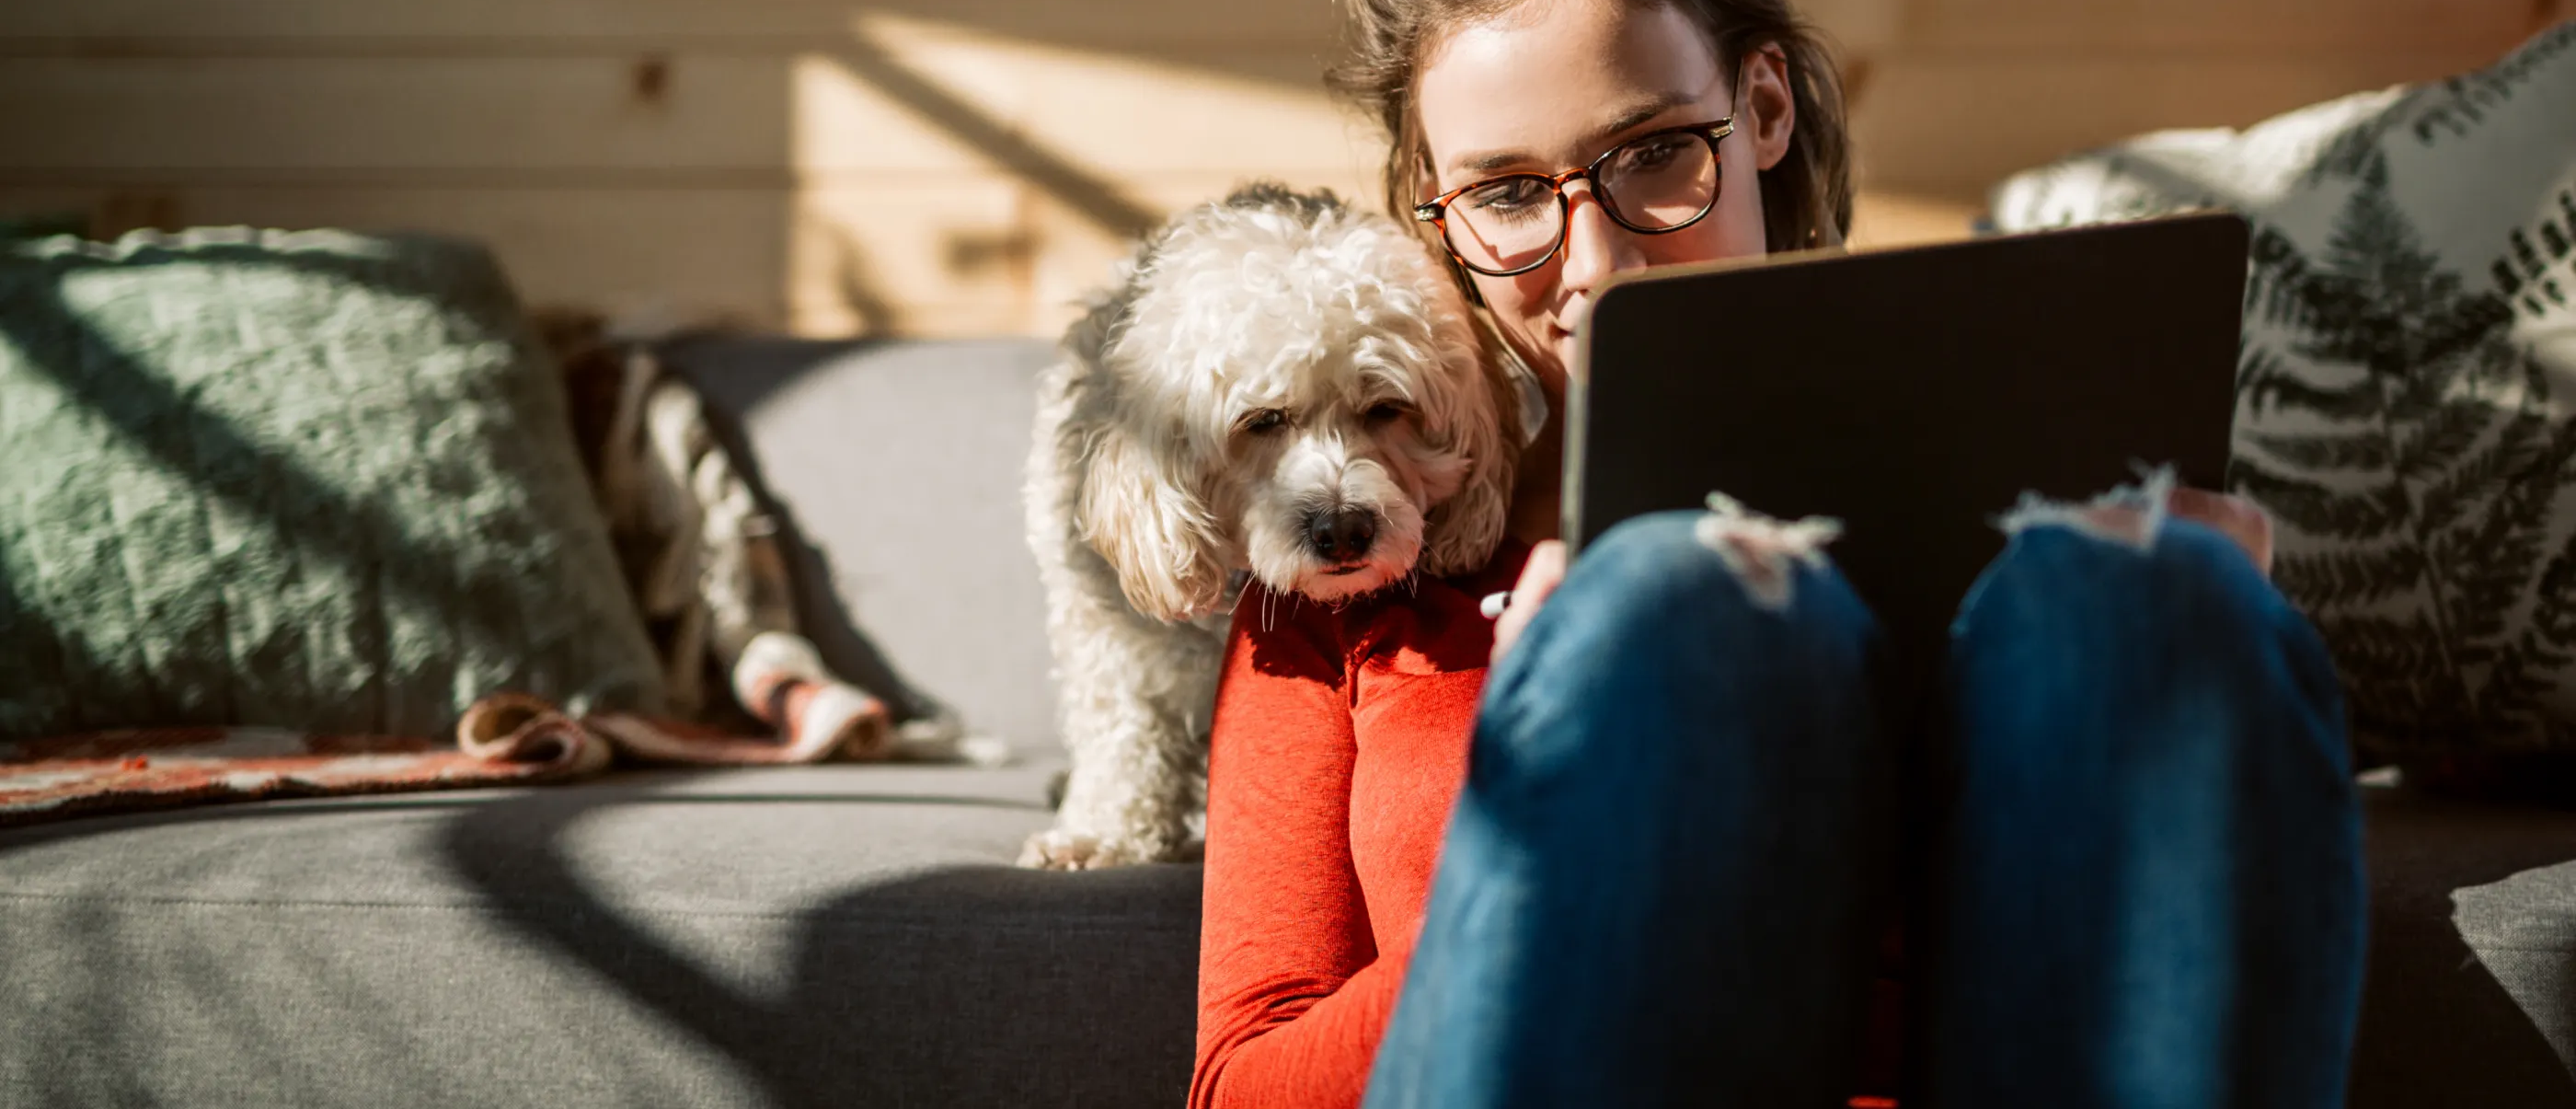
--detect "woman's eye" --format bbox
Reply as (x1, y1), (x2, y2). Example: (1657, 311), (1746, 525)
(1464, 178), (1550, 216)
(1243, 410), (1286, 433)
(1616, 135), (1688, 173)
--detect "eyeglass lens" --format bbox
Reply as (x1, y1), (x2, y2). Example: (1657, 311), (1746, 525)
(1443, 129), (1719, 274)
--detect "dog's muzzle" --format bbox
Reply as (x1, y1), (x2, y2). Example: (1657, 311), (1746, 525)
(1306, 507), (1379, 566)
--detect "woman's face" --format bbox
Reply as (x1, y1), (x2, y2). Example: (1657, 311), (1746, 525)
(1414, 0), (1797, 390)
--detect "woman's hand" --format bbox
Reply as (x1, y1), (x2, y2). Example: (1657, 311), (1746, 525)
(1491, 540), (1567, 664)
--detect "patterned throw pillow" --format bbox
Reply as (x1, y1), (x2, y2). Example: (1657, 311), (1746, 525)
(1988, 23), (2576, 765)
(0, 228), (665, 742)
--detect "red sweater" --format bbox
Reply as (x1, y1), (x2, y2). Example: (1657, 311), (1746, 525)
(1190, 541), (1903, 1109)
(1190, 542), (1530, 1109)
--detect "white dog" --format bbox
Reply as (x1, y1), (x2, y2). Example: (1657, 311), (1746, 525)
(1020, 182), (1522, 869)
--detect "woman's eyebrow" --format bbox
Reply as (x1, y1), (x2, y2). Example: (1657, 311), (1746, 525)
(1446, 90), (1703, 177)
(1582, 91), (1700, 148)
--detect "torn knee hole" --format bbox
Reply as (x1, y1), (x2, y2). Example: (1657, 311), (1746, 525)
(1996, 465), (2176, 550)
(1693, 493), (1842, 610)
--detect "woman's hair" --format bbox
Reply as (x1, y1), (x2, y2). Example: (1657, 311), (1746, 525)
(1327, 0), (1852, 258)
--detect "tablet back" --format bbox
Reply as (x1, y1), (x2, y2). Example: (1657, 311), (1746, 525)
(1569, 213), (2248, 673)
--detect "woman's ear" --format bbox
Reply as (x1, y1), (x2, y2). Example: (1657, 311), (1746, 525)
(1076, 419), (1232, 623)
(1742, 43), (1797, 173)
(1419, 323), (1521, 577)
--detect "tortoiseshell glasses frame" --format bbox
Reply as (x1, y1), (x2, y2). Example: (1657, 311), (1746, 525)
(1412, 117), (1736, 278)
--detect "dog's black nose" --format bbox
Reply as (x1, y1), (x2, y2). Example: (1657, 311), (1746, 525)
(1307, 508), (1378, 562)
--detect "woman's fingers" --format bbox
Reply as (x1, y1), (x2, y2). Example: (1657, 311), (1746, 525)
(1491, 540), (1567, 663)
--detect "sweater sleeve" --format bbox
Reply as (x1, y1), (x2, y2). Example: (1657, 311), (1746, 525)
(1189, 596), (1409, 1109)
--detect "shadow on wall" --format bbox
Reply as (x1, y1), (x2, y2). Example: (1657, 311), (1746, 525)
(822, 26), (1162, 243)
(5, 2), (1283, 339)
(830, 0), (1342, 97)
(822, 227), (906, 341)
(799, 22), (1167, 335)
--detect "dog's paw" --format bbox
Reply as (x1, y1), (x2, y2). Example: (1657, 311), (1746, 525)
(1018, 827), (1195, 870)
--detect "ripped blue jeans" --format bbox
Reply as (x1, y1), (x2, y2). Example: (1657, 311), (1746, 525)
(1362, 496), (2364, 1109)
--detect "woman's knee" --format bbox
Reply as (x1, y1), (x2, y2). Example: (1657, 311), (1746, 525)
(1533, 505), (1871, 658)
(1970, 514), (2316, 668)
(1477, 507), (1883, 792)
(1956, 514), (2351, 782)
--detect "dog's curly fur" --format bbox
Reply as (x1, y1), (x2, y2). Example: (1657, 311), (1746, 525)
(1020, 183), (1520, 869)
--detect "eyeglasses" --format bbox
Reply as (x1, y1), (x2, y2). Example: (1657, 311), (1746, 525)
(1413, 117), (1735, 277)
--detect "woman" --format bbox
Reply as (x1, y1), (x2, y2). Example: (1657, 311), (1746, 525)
(1191, 1), (2366, 1106)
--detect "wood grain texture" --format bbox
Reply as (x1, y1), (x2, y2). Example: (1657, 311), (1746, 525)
(1901, 0), (2546, 53)
(1850, 51), (2507, 198)
(0, 0), (1344, 52)
(0, 48), (1359, 178)
(1846, 192), (1979, 248)
(0, 184), (792, 326)
(3, 0), (2555, 337)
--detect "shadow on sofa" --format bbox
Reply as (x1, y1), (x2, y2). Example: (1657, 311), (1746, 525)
(436, 776), (1199, 1107)
(0, 756), (1202, 1108)
(406, 781), (2576, 1108)
(2352, 785), (2576, 1106)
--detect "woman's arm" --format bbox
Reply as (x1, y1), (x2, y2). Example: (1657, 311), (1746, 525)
(1190, 599), (1410, 1109)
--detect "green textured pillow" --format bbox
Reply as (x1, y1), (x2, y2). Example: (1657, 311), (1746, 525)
(0, 227), (665, 741)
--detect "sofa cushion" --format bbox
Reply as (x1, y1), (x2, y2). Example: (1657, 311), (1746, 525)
(0, 760), (1199, 1108)
(655, 337), (1061, 755)
(10, 768), (2576, 1107)
(0, 227), (664, 742)
(2356, 778), (2576, 1104)
(1987, 22), (2576, 763)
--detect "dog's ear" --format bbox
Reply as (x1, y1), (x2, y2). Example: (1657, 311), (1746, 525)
(1417, 317), (1522, 577)
(1077, 418), (1232, 623)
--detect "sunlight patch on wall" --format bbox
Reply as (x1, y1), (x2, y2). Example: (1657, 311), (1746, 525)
(786, 11), (1383, 339)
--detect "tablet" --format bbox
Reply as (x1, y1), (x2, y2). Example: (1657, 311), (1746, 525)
(1567, 212), (2248, 672)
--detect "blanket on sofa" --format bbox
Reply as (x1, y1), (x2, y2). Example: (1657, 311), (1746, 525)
(0, 634), (892, 827)
(0, 309), (1006, 829)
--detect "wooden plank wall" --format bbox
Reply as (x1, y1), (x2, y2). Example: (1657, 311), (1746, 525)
(1, 0), (2564, 337)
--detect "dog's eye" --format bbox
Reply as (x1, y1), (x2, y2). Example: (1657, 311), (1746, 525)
(1364, 401), (1411, 425)
(1241, 410), (1287, 434)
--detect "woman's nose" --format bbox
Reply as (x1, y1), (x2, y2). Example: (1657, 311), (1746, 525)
(1557, 179), (1650, 294)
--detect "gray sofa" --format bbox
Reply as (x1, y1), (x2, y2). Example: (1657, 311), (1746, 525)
(4, 335), (2575, 1107)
